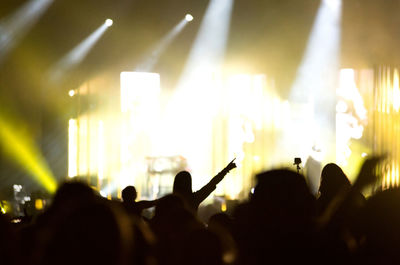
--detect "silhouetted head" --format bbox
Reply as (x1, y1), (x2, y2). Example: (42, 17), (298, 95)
(173, 171), (193, 195)
(252, 169), (315, 218)
(52, 181), (96, 211)
(43, 201), (133, 265)
(121, 186), (137, 203)
(208, 213), (233, 232)
(319, 163), (351, 198)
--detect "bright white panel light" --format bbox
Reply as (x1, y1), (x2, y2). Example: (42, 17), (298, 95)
(120, 72), (161, 112)
(68, 119), (78, 178)
(105, 19), (113, 27)
(185, 14), (194, 22)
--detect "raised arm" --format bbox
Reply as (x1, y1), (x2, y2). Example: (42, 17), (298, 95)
(135, 199), (158, 211)
(210, 158), (237, 186)
(194, 158), (237, 205)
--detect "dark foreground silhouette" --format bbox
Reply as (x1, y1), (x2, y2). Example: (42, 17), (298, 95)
(2, 156), (397, 265)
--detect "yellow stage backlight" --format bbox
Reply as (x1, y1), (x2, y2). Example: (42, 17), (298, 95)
(0, 117), (57, 193)
(393, 69), (400, 112)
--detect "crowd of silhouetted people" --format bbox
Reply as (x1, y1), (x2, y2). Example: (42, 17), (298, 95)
(1, 156), (400, 265)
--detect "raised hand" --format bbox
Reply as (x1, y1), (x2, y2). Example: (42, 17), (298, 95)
(213, 158), (237, 183)
(224, 158), (237, 172)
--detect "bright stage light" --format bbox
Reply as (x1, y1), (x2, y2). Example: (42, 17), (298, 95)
(336, 69), (367, 166)
(71, 69), (287, 200)
(185, 14), (194, 22)
(165, 0), (233, 195)
(177, 0), (234, 89)
(120, 72), (160, 112)
(118, 72), (161, 197)
(185, 0), (233, 71)
(393, 69), (400, 112)
(105, 18), (113, 27)
(68, 89), (75, 97)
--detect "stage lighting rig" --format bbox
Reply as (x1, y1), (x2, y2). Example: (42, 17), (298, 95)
(185, 14), (194, 22)
(105, 19), (113, 27)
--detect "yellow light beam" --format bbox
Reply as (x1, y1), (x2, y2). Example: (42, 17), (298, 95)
(0, 116), (57, 193)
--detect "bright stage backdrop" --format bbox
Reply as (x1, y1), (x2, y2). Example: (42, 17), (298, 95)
(67, 71), (291, 200)
(67, 67), (400, 200)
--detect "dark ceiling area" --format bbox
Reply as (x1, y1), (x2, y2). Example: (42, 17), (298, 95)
(1, 0), (400, 110)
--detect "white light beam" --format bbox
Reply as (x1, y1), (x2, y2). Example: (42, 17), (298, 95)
(49, 19), (112, 82)
(135, 15), (192, 72)
(0, 0), (53, 64)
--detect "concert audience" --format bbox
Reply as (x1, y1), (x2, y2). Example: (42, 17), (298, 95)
(1, 156), (397, 265)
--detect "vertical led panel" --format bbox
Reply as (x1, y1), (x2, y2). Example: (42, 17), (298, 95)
(120, 72), (161, 197)
(68, 119), (78, 178)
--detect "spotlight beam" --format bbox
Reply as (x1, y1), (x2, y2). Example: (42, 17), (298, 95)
(162, 0), (234, 183)
(178, 0), (234, 86)
(0, 113), (57, 193)
(290, 0), (342, 103)
(287, 0), (342, 161)
(135, 15), (192, 72)
(0, 0), (53, 64)
(49, 19), (113, 82)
